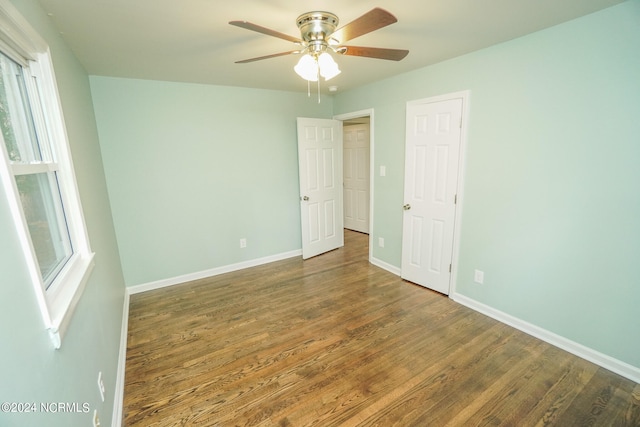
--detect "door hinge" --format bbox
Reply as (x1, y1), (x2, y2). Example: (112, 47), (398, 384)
(454, 194), (457, 204)
(460, 117), (463, 128)
(449, 264), (452, 273)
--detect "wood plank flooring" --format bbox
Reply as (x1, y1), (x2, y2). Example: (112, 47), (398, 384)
(124, 230), (640, 426)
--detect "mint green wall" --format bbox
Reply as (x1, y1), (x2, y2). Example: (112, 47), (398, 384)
(89, 77), (333, 286)
(0, 1), (125, 426)
(335, 1), (640, 368)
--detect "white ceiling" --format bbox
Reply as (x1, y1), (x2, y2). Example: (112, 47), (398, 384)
(36, 0), (624, 94)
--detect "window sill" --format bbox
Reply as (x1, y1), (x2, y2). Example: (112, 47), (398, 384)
(46, 252), (95, 349)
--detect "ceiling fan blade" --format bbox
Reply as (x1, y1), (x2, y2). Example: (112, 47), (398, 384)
(229, 21), (301, 44)
(235, 51), (299, 64)
(339, 46), (409, 61)
(330, 8), (398, 44)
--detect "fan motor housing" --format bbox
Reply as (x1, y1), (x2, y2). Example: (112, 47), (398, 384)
(296, 11), (338, 43)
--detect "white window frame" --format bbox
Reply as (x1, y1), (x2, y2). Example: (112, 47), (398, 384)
(0, 0), (94, 348)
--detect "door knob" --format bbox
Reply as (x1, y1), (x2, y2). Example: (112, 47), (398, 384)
(301, 196), (309, 201)
(403, 204), (411, 210)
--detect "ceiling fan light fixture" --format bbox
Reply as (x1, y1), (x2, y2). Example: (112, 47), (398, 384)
(295, 52), (341, 82)
(294, 54), (319, 81)
(318, 52), (341, 81)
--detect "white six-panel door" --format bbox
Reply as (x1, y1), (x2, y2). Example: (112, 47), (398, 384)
(297, 117), (344, 259)
(401, 98), (463, 294)
(343, 124), (370, 234)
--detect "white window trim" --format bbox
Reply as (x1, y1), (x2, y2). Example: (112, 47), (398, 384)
(0, 0), (94, 348)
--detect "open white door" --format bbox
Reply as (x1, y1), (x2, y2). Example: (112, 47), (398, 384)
(401, 97), (464, 294)
(297, 117), (344, 259)
(343, 123), (370, 234)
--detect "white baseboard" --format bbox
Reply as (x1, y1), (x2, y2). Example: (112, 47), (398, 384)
(128, 249), (302, 294)
(111, 290), (129, 427)
(450, 292), (640, 384)
(370, 256), (402, 276)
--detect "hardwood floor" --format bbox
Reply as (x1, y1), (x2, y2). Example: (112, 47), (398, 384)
(124, 230), (640, 426)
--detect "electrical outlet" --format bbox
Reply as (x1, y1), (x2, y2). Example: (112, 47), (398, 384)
(97, 371), (105, 402)
(474, 269), (484, 284)
(380, 165), (386, 176)
(378, 237), (385, 248)
(239, 238), (247, 248)
(93, 409), (101, 427)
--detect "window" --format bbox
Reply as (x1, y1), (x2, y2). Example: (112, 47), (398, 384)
(0, 1), (94, 348)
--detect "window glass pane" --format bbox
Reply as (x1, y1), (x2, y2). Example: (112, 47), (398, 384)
(0, 52), (42, 163)
(15, 172), (72, 288)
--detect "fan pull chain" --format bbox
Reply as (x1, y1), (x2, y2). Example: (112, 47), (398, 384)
(303, 65), (322, 103)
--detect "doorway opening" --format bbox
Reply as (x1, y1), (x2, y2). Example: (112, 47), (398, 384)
(334, 109), (374, 261)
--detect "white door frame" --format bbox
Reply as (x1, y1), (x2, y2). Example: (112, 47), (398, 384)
(334, 109), (374, 262)
(406, 91), (470, 296)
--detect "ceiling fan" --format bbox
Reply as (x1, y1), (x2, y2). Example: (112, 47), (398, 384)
(229, 8), (409, 86)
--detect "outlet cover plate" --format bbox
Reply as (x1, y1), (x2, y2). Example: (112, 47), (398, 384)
(474, 269), (484, 284)
(97, 371), (105, 402)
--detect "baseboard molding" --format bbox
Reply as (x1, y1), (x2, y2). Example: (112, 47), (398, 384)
(370, 256), (401, 276)
(450, 292), (640, 384)
(111, 290), (129, 427)
(128, 249), (303, 294)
